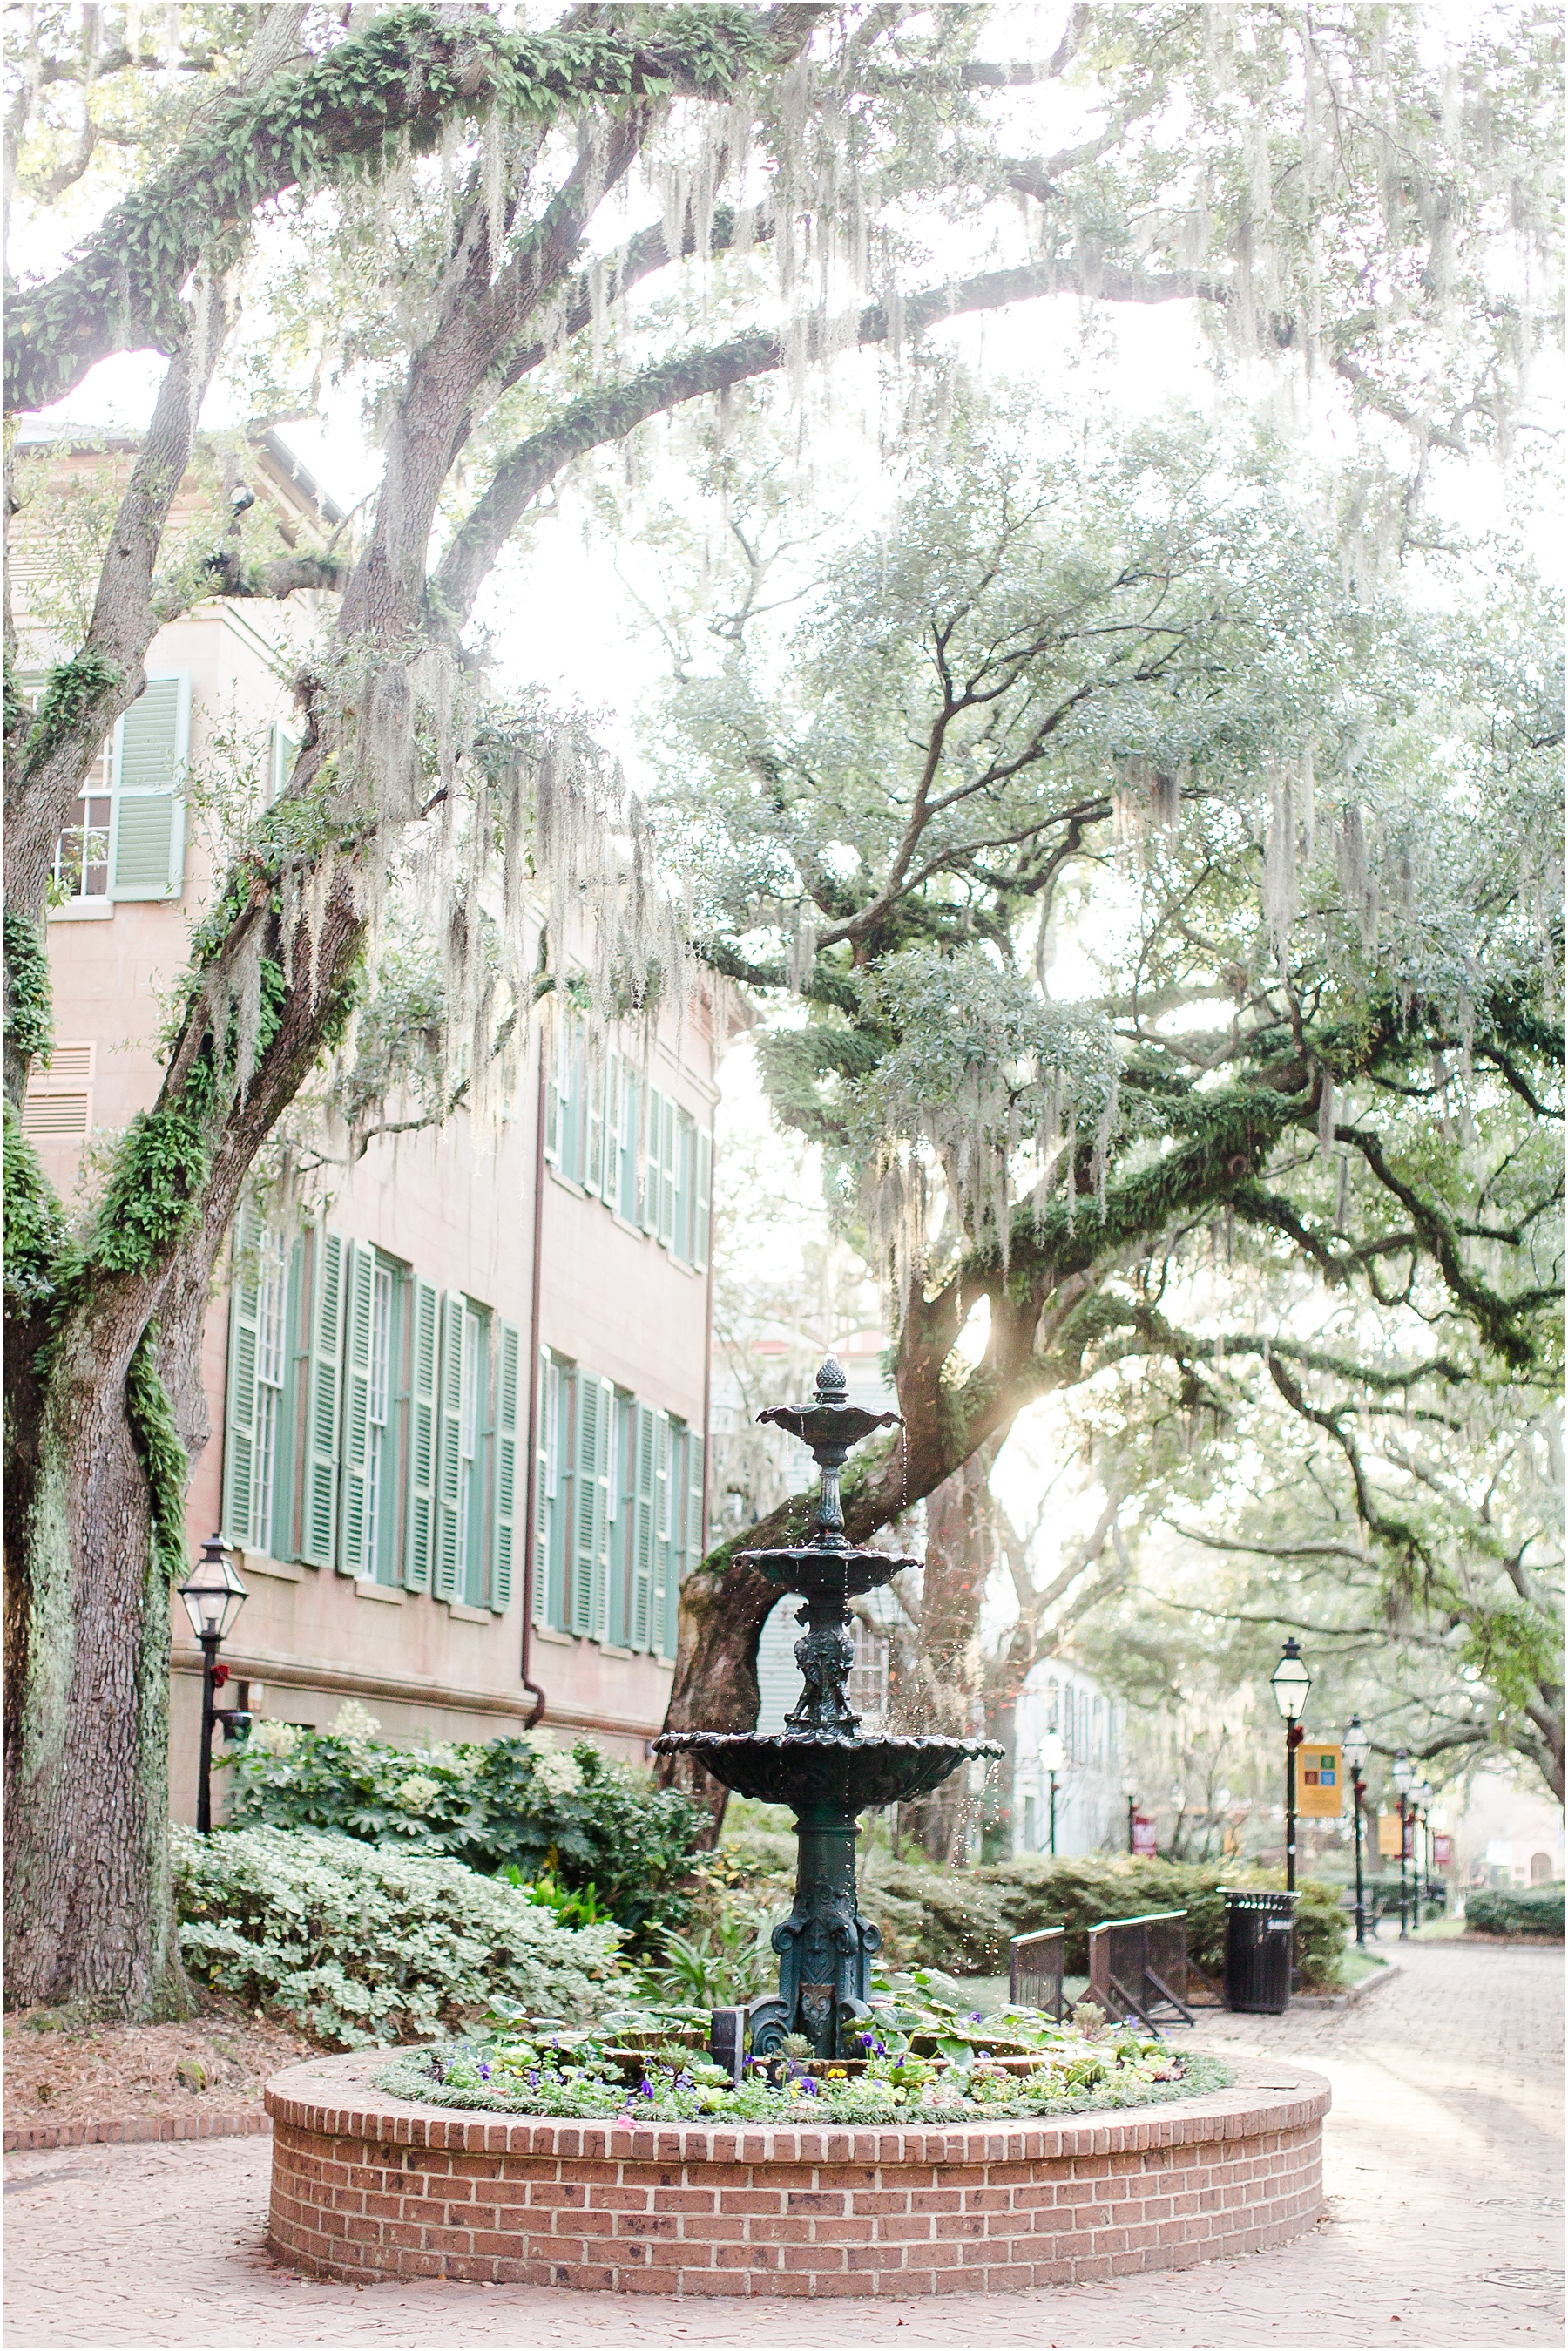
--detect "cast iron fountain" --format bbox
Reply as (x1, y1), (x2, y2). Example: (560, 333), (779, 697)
(655, 1357), (1001, 2062)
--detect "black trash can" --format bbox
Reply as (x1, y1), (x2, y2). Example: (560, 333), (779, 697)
(1221, 1888), (1297, 2013)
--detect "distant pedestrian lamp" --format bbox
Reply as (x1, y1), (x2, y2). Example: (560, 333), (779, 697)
(1269, 1638), (1311, 1722)
(1040, 1729), (1065, 1856)
(1270, 1638), (1310, 1894)
(1342, 1716), (1371, 1945)
(179, 1535), (247, 1834)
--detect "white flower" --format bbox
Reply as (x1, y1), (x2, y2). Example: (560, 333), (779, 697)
(250, 1719), (298, 1757)
(330, 1699), (382, 1741)
(537, 1752), (582, 1797)
(398, 1773), (442, 1815)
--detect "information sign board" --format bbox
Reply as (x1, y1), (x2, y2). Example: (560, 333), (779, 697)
(1296, 1744), (1342, 1817)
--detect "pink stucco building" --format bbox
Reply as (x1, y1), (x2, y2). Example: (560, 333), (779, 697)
(17, 437), (720, 1815)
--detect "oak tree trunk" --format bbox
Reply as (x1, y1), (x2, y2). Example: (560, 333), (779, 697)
(3, 1290), (201, 2014)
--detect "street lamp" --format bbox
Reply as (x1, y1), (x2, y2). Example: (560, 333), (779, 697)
(1121, 1772), (1138, 1855)
(1391, 1749), (1415, 1938)
(1270, 1638), (1311, 1892)
(1412, 1778), (1433, 1922)
(179, 1535), (247, 1833)
(1342, 1716), (1371, 1945)
(1041, 1728), (1065, 1857)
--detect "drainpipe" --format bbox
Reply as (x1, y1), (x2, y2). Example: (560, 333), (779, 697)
(518, 1029), (548, 1727)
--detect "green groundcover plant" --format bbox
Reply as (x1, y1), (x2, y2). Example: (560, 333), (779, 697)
(373, 1974), (1234, 2125)
(172, 1825), (626, 2047)
(1463, 1886), (1564, 1939)
(223, 1715), (704, 1938)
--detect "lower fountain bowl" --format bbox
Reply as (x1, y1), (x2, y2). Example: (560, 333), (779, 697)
(652, 1731), (1003, 1812)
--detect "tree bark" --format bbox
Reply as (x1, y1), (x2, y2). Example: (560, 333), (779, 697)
(900, 1441), (999, 1865)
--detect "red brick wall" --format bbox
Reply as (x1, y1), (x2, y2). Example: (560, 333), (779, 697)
(267, 2056), (1328, 2298)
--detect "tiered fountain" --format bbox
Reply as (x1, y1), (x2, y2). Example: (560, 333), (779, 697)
(267, 1365), (1330, 2296)
(654, 1355), (1001, 2061)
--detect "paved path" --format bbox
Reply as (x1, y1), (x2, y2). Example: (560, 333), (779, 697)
(4, 1944), (1560, 2350)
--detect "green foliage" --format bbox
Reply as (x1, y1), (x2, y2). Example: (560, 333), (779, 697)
(2, 1103), (69, 1311)
(8, 5), (778, 410)
(124, 1326), (191, 1585)
(3, 911), (53, 1066)
(639, 1908), (778, 2009)
(224, 1722), (704, 1939)
(84, 1101), (213, 1277)
(24, 646), (121, 761)
(172, 1823), (626, 2048)
(1463, 1885), (1563, 1939)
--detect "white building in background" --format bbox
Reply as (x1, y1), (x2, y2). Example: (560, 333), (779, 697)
(1013, 1657), (1126, 1857)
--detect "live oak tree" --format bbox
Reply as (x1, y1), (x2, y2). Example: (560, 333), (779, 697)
(2, 4), (1559, 2000)
(640, 391), (1562, 1827)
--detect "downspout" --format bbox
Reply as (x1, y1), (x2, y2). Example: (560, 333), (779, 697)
(518, 1028), (548, 1727)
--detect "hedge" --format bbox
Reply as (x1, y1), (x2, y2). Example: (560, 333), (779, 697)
(721, 1836), (1348, 1991)
(1463, 1885), (1565, 1939)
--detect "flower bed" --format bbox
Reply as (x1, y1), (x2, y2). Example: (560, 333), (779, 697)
(371, 1977), (1234, 2128)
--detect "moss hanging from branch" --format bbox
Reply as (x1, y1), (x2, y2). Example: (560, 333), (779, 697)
(3, 1103), (70, 1311)
(7, 3), (786, 413)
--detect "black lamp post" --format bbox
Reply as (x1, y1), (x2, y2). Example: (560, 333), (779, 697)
(1270, 1638), (1311, 1891)
(1391, 1749), (1414, 1936)
(179, 1535), (248, 1833)
(1041, 1728), (1065, 1857)
(1122, 1772), (1138, 1855)
(1411, 1778), (1432, 1923)
(1343, 1716), (1370, 1945)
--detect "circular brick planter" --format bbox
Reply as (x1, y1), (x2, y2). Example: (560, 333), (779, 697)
(266, 2050), (1328, 2299)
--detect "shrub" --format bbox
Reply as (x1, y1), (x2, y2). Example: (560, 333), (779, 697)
(172, 1825), (627, 2047)
(224, 1714), (703, 1938)
(1464, 1885), (1565, 1939)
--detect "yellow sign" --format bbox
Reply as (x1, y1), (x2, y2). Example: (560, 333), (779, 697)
(1377, 1810), (1403, 1857)
(1296, 1745), (1342, 1818)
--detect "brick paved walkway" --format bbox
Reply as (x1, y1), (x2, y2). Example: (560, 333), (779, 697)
(4, 1944), (1560, 2349)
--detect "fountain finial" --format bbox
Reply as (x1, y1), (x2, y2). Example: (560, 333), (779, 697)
(814, 1355), (847, 1401)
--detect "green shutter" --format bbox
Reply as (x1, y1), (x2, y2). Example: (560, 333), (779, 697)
(618, 1067), (640, 1221)
(533, 1347), (551, 1624)
(649, 1412), (672, 1650)
(640, 1087), (659, 1233)
(659, 1096), (677, 1247)
(220, 1204), (262, 1547)
(544, 1028), (561, 1163)
(585, 1047), (605, 1196)
(570, 1371), (602, 1635)
(672, 1112), (693, 1263)
(434, 1291), (465, 1600)
(299, 1225), (345, 1568)
(603, 1051), (621, 1209)
(605, 1392), (626, 1645)
(404, 1277), (438, 1591)
(110, 674), (187, 900)
(693, 1130), (712, 1272)
(491, 1319), (521, 1612)
(631, 1401), (656, 1650)
(269, 721), (301, 803)
(673, 1426), (705, 1661)
(338, 1243), (375, 1575)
